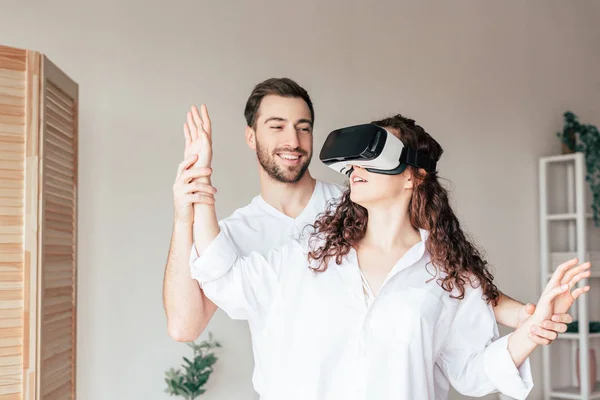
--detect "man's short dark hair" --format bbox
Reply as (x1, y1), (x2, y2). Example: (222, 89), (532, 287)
(244, 78), (314, 129)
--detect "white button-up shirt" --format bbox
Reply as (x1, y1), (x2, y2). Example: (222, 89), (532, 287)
(191, 228), (533, 400)
(202, 180), (344, 395)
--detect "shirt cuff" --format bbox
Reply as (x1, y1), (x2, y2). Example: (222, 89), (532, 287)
(189, 230), (238, 284)
(483, 334), (534, 400)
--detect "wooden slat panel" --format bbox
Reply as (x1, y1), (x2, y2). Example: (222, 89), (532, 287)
(43, 278), (72, 291)
(40, 264), (70, 276)
(46, 84), (73, 110)
(44, 208), (73, 225)
(0, 138), (21, 150)
(39, 55), (77, 400)
(45, 121), (72, 144)
(45, 260), (73, 271)
(0, 181), (21, 190)
(42, 220), (72, 235)
(45, 193), (71, 209)
(0, 347), (19, 359)
(45, 185), (72, 203)
(0, 115), (23, 126)
(0, 160), (23, 172)
(0, 320), (20, 330)
(0, 151), (22, 162)
(45, 127), (73, 156)
(0, 386), (22, 398)
(46, 97), (74, 124)
(43, 229), (72, 242)
(0, 266), (21, 276)
(0, 48), (25, 71)
(43, 363), (70, 389)
(0, 69), (24, 81)
(0, 76), (25, 90)
(0, 141), (21, 156)
(43, 379), (71, 400)
(45, 159), (73, 180)
(0, 94), (24, 108)
(0, 189), (22, 200)
(0, 198), (23, 208)
(0, 44), (26, 400)
(42, 302), (71, 318)
(0, 124), (24, 136)
(0, 338), (20, 348)
(42, 139), (73, 164)
(22, 52), (41, 398)
(0, 172), (22, 182)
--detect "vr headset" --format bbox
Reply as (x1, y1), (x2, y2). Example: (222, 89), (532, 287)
(319, 123), (437, 176)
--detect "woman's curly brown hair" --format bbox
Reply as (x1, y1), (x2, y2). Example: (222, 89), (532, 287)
(307, 114), (500, 305)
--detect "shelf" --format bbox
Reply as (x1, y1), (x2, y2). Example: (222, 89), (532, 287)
(540, 153), (598, 400)
(558, 333), (600, 340)
(546, 213), (594, 221)
(550, 382), (600, 399)
(541, 153), (581, 164)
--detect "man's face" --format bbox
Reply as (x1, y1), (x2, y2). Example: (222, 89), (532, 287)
(249, 95), (313, 183)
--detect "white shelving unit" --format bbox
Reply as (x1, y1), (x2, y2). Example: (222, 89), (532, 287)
(539, 152), (600, 400)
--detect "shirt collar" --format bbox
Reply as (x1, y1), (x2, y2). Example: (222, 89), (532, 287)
(328, 228), (430, 296)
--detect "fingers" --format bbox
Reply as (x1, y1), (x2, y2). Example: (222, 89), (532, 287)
(571, 285), (591, 301)
(543, 283), (570, 302)
(174, 178), (217, 206)
(524, 303), (536, 316)
(539, 319), (568, 333)
(187, 111), (197, 140)
(528, 333), (552, 346)
(547, 258), (578, 290)
(186, 193), (215, 205)
(185, 104), (211, 142)
(191, 105), (204, 134)
(180, 167), (213, 183)
(561, 261), (592, 287)
(530, 325), (559, 342)
(184, 122), (192, 145)
(176, 154), (198, 178)
(183, 181), (217, 195)
(565, 269), (592, 293)
(551, 313), (573, 324)
(200, 104), (212, 138)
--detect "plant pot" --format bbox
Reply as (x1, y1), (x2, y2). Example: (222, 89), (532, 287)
(562, 142), (575, 154)
(562, 128), (576, 154)
(576, 348), (597, 393)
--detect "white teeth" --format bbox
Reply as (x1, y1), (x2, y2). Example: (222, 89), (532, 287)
(353, 177), (366, 183)
(279, 154), (300, 160)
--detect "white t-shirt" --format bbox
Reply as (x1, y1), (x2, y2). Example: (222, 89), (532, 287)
(219, 179), (344, 256)
(208, 179), (344, 396)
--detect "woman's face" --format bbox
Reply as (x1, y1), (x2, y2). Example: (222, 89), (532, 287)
(348, 165), (413, 208)
(348, 127), (414, 208)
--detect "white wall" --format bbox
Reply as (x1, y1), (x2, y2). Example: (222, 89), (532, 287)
(1, 1), (599, 399)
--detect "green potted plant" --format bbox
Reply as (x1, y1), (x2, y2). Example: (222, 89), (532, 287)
(557, 111), (600, 226)
(164, 332), (221, 400)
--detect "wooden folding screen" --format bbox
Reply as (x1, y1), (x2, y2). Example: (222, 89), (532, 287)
(0, 44), (78, 400)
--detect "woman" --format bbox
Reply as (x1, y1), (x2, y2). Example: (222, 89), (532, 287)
(189, 113), (590, 400)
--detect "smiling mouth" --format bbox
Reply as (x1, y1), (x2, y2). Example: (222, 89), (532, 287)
(275, 150), (307, 166)
(351, 174), (368, 183)
(277, 153), (302, 161)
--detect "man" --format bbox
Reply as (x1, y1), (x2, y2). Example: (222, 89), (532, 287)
(163, 77), (570, 394)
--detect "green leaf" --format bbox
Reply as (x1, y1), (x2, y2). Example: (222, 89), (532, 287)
(557, 112), (600, 225)
(165, 334), (223, 398)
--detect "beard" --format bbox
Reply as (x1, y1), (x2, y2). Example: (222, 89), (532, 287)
(255, 140), (312, 184)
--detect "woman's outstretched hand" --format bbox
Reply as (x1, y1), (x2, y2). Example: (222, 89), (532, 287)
(532, 258), (591, 324)
(507, 258), (591, 368)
